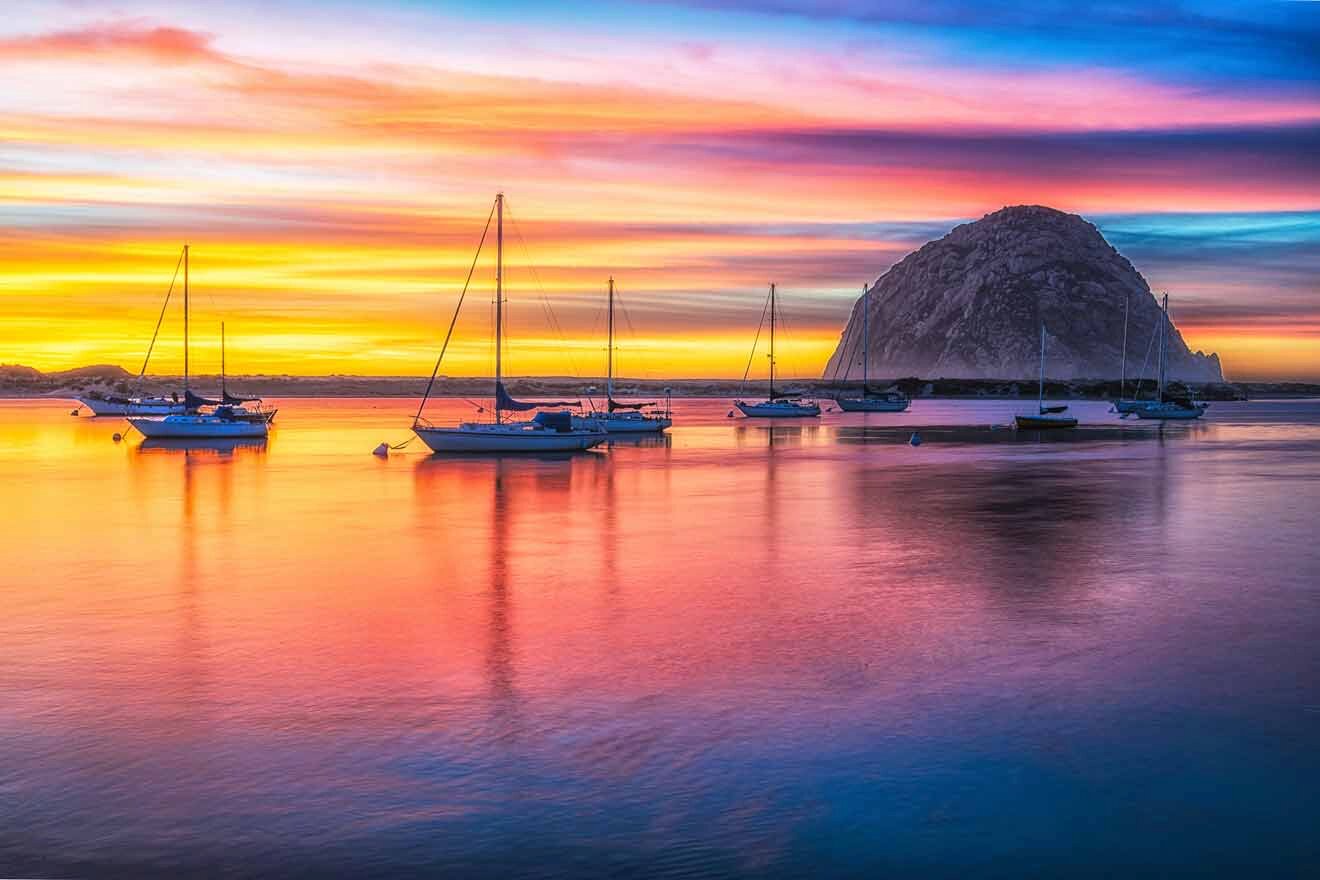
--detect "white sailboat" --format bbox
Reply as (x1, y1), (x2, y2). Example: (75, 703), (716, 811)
(734, 283), (821, 418)
(128, 246), (270, 440)
(413, 193), (608, 453)
(834, 283), (910, 413)
(1015, 324), (1078, 430)
(1135, 293), (1207, 421)
(573, 278), (672, 434)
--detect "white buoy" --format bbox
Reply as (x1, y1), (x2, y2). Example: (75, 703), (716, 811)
(112, 432), (123, 442)
(909, 432), (922, 447)
(373, 442), (389, 457)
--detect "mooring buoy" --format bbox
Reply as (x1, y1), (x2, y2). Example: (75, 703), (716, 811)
(112, 432), (123, 443)
(373, 442), (389, 457)
(909, 432), (922, 447)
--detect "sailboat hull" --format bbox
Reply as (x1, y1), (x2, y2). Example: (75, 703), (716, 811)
(1014, 413), (1078, 430)
(1112, 399), (1146, 414)
(128, 414), (270, 439)
(1134, 404), (1206, 420)
(415, 423), (606, 453)
(835, 396), (910, 413)
(735, 400), (821, 418)
(572, 414), (671, 433)
(78, 397), (185, 416)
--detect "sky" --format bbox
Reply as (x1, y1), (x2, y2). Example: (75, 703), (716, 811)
(1, 0), (1317, 381)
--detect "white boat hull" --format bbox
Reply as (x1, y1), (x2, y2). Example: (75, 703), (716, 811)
(572, 414), (671, 433)
(78, 397), (185, 416)
(128, 414), (270, 439)
(835, 396), (910, 413)
(415, 422), (606, 453)
(735, 400), (820, 418)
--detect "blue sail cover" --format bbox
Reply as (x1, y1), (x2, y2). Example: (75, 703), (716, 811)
(184, 389), (221, 410)
(608, 398), (655, 412)
(495, 382), (577, 412)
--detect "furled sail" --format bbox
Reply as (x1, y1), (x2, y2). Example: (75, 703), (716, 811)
(607, 398), (655, 412)
(495, 382), (577, 412)
(184, 389), (221, 410)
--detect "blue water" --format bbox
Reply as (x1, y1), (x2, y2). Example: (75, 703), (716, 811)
(1, 397), (1318, 877)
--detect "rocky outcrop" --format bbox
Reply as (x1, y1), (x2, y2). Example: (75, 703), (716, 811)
(824, 205), (1224, 382)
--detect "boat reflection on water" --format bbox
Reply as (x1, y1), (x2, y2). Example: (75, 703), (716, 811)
(136, 436), (269, 457)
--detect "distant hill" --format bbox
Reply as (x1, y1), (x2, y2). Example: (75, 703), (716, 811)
(824, 205), (1224, 382)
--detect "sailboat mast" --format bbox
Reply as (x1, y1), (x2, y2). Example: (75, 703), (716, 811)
(1120, 293), (1128, 399)
(862, 284), (869, 391)
(607, 276), (614, 401)
(495, 193), (504, 422)
(1038, 323), (1046, 410)
(221, 321), (226, 396)
(1159, 292), (1168, 399)
(183, 244), (190, 392)
(768, 283), (776, 400)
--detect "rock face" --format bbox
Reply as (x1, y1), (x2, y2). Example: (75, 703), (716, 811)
(824, 205), (1223, 382)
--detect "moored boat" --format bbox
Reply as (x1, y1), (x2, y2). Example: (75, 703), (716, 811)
(833, 283), (910, 413)
(571, 278), (672, 434)
(734, 283), (820, 418)
(124, 247), (269, 441)
(412, 193), (606, 454)
(1134, 294), (1206, 421)
(1015, 324), (1078, 430)
(77, 394), (185, 416)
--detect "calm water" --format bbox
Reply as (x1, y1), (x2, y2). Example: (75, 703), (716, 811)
(2, 397), (1318, 877)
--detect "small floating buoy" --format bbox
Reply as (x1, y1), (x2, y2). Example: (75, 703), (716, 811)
(909, 432), (922, 447)
(112, 432), (123, 443)
(373, 442), (389, 457)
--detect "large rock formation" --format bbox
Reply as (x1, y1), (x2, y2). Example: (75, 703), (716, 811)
(824, 206), (1223, 382)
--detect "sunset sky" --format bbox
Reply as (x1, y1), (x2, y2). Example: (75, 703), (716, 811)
(2, 1), (1317, 380)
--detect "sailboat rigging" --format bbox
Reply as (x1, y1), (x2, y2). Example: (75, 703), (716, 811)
(734, 283), (820, 418)
(412, 193), (607, 453)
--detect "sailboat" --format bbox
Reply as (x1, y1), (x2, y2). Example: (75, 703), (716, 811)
(572, 277), (672, 434)
(77, 249), (189, 416)
(1015, 324), (1078, 430)
(127, 246), (270, 440)
(1135, 293), (1207, 421)
(412, 193), (608, 453)
(1111, 293), (1147, 414)
(216, 322), (277, 425)
(834, 283), (910, 413)
(734, 283), (821, 418)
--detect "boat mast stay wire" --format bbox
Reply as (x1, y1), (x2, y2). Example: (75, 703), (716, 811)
(413, 199), (497, 427)
(739, 287), (773, 394)
(136, 246), (187, 392)
(504, 201), (582, 379)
